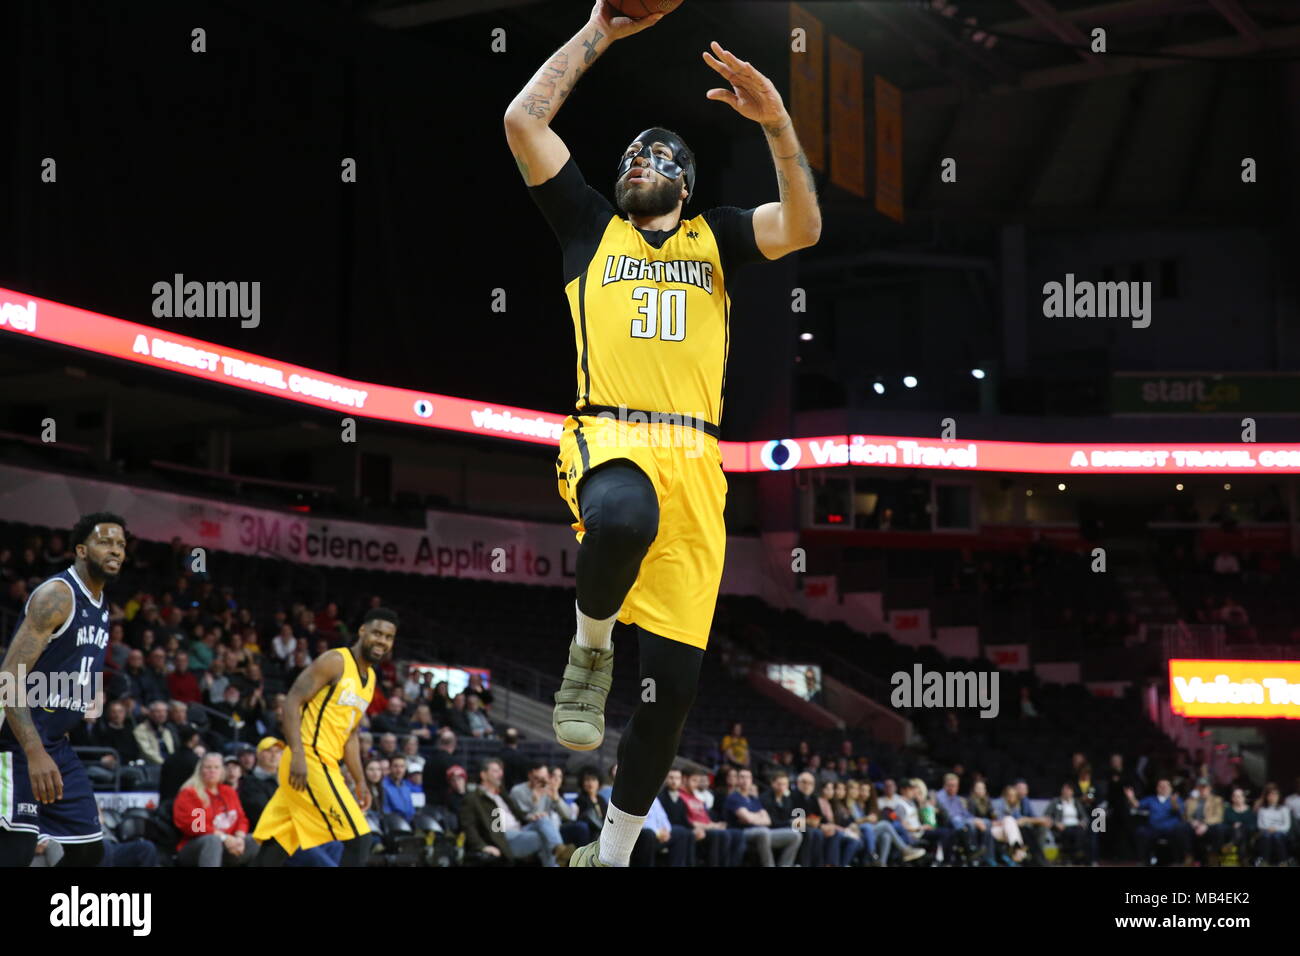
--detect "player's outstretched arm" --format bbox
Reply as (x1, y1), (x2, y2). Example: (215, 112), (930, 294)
(503, 1), (670, 186)
(281, 649), (345, 790)
(0, 581), (73, 803)
(703, 40), (821, 259)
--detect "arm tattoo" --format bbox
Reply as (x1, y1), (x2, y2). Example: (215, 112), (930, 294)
(776, 167), (790, 203)
(0, 582), (71, 752)
(762, 119), (793, 138)
(795, 151), (817, 195)
(521, 52), (570, 120)
(582, 28), (604, 65)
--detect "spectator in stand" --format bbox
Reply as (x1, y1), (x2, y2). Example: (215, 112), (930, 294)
(682, 769), (741, 866)
(223, 754), (243, 789)
(173, 752), (258, 867)
(1222, 787), (1256, 862)
(727, 768), (799, 866)
(1256, 784), (1291, 866)
(1017, 686), (1039, 720)
(1126, 778), (1193, 865)
(508, 762), (570, 856)
(816, 779), (861, 866)
(1184, 777), (1226, 865)
(445, 693), (473, 737)
(969, 780), (1025, 865)
(211, 683), (249, 743)
(1046, 782), (1095, 865)
(160, 726), (205, 802)
(465, 694), (495, 739)
(659, 768), (701, 863)
(1285, 776), (1300, 825)
(119, 648), (148, 704)
(760, 771), (805, 863)
(547, 766), (584, 844)
(201, 654), (231, 705)
(938, 772), (994, 866)
(443, 765), (468, 823)
(270, 623), (297, 668)
(134, 700), (178, 765)
(423, 729), (458, 807)
(631, 774), (692, 867)
(408, 703), (437, 741)
(371, 693), (411, 735)
(428, 681), (452, 724)
(314, 601), (343, 635)
(105, 624), (130, 674)
(363, 758), (387, 814)
(1218, 595), (1250, 628)
(376, 733), (399, 760)
(93, 699), (142, 770)
(167, 650), (201, 703)
(721, 721), (750, 769)
(1104, 753), (1140, 860)
(240, 737), (284, 829)
(188, 629), (219, 674)
(574, 767), (609, 845)
(466, 672), (493, 710)
(805, 668), (824, 707)
(382, 754), (417, 823)
(790, 771), (826, 866)
(496, 728), (528, 790)
(462, 757), (564, 866)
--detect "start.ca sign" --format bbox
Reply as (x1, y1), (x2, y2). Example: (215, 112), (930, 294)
(1169, 659), (1300, 719)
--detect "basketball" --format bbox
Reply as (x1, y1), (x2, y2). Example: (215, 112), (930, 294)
(604, 0), (683, 20)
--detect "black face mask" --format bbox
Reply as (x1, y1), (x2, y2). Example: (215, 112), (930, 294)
(615, 127), (695, 204)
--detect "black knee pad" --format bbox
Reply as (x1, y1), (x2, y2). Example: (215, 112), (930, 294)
(578, 463), (659, 554)
(55, 840), (105, 868)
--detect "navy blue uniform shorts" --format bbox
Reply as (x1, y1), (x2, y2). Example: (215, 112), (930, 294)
(0, 738), (102, 843)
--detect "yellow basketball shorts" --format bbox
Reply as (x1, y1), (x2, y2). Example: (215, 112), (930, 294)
(556, 413), (727, 650)
(252, 749), (369, 853)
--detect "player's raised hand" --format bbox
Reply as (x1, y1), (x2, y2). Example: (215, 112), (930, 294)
(289, 751), (309, 791)
(703, 41), (787, 126)
(29, 748), (64, 803)
(589, 0), (668, 42)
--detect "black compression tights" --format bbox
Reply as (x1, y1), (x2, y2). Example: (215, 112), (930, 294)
(609, 625), (704, 816)
(574, 462), (660, 620)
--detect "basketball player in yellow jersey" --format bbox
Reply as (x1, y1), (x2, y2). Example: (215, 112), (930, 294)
(253, 607), (397, 866)
(504, 3), (820, 866)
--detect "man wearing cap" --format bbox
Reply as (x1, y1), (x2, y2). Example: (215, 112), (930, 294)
(1184, 777), (1225, 865)
(240, 738), (285, 829)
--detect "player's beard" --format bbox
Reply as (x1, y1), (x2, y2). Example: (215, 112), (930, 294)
(85, 555), (120, 581)
(364, 640), (386, 664)
(615, 173), (681, 218)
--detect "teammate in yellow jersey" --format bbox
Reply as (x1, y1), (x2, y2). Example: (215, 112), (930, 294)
(253, 607), (398, 866)
(504, 2), (820, 866)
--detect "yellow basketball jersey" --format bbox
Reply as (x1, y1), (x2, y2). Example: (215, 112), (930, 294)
(568, 213), (732, 426)
(299, 649), (373, 766)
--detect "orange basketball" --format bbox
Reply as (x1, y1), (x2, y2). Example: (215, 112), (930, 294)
(604, 0), (683, 19)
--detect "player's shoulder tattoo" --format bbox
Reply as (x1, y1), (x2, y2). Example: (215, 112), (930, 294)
(25, 578), (74, 636)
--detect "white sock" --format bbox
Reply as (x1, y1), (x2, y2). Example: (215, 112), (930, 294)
(598, 802), (645, 867)
(575, 601), (617, 650)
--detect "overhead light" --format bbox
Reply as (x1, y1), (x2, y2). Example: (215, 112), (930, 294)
(970, 368), (986, 380)
(1223, 483), (1231, 491)
(1025, 489), (1033, 497)
(800, 332), (813, 341)
(902, 375), (918, 388)
(1057, 483), (1066, 492)
(1175, 483), (1184, 492)
(872, 381), (885, 395)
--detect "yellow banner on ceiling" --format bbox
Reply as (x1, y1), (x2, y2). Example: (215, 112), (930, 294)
(829, 35), (865, 198)
(874, 74), (904, 223)
(789, 3), (825, 172)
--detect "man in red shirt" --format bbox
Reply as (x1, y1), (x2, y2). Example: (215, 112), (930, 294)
(167, 650), (201, 703)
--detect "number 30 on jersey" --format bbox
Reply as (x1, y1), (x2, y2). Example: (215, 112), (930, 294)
(630, 286), (687, 342)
